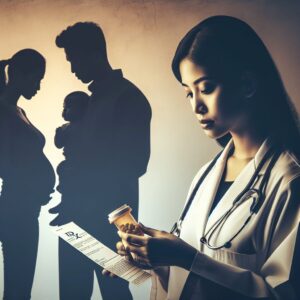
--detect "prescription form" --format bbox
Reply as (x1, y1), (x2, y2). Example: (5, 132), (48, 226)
(53, 222), (151, 285)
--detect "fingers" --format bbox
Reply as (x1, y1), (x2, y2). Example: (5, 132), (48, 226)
(131, 255), (152, 269)
(118, 231), (147, 246)
(116, 241), (125, 251)
(116, 241), (135, 261)
(139, 223), (159, 237)
(116, 241), (127, 256)
(124, 243), (141, 254)
(119, 223), (143, 235)
(102, 269), (110, 276)
(124, 243), (149, 260)
(102, 269), (118, 278)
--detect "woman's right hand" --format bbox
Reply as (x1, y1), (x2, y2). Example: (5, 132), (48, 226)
(118, 223), (198, 270)
(103, 223), (153, 277)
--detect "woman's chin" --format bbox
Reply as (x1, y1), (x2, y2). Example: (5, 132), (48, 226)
(203, 130), (219, 139)
(203, 129), (229, 140)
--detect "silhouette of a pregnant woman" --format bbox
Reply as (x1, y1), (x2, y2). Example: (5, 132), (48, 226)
(0, 49), (55, 300)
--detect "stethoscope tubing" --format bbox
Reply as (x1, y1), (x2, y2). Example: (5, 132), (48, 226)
(171, 145), (281, 251)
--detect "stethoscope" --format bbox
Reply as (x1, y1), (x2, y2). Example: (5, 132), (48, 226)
(171, 145), (280, 250)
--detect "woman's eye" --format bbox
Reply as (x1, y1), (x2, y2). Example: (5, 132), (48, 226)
(200, 82), (216, 95)
(186, 92), (193, 99)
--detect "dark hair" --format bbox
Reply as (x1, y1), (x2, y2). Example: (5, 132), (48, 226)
(56, 22), (107, 60)
(0, 49), (45, 94)
(65, 91), (90, 107)
(172, 15), (300, 158)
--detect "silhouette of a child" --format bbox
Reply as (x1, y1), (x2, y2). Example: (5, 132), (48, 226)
(55, 91), (89, 153)
(50, 91), (89, 225)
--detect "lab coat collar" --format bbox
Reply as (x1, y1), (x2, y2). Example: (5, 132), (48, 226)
(253, 138), (273, 175)
(217, 138), (273, 175)
(217, 138), (234, 164)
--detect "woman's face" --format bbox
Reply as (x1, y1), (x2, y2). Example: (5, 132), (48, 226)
(179, 58), (246, 139)
(20, 68), (45, 100)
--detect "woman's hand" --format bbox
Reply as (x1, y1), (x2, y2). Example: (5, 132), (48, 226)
(117, 223), (198, 270)
(102, 269), (118, 278)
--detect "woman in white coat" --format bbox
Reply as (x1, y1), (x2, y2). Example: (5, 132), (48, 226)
(116, 16), (300, 299)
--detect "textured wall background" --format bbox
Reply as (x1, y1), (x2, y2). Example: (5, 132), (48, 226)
(0, 0), (299, 299)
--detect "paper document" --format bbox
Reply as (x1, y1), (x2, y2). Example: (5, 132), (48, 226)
(53, 222), (151, 285)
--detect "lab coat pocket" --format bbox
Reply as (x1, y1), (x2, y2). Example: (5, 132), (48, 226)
(203, 247), (258, 272)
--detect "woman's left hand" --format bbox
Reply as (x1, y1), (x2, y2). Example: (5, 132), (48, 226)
(118, 223), (198, 270)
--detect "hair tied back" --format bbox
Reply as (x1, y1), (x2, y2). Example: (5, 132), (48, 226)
(0, 59), (11, 95)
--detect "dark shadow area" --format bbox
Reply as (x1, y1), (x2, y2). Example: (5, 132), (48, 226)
(49, 22), (152, 300)
(0, 49), (55, 299)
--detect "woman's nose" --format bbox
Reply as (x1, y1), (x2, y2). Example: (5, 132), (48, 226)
(193, 98), (207, 115)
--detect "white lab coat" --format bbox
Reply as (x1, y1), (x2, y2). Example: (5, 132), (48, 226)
(150, 139), (300, 300)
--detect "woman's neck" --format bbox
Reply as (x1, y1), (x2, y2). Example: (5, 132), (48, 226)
(230, 131), (266, 160)
(223, 131), (266, 182)
(0, 85), (21, 106)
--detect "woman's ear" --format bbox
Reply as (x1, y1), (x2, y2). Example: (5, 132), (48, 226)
(240, 71), (257, 99)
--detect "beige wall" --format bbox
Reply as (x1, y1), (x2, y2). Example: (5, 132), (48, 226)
(0, 0), (299, 299)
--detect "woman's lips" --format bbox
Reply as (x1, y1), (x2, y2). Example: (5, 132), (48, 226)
(199, 119), (214, 129)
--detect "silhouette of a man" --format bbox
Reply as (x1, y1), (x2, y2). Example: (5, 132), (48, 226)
(53, 22), (151, 300)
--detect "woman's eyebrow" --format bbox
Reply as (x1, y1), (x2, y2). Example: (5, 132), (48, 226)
(181, 76), (211, 87)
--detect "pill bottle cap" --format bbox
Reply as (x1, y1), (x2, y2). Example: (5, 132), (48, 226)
(108, 204), (132, 224)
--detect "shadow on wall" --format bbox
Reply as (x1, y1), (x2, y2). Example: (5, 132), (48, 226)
(46, 22), (152, 300)
(0, 49), (56, 299)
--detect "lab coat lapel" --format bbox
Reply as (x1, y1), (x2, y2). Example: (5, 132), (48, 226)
(206, 139), (272, 231)
(196, 141), (233, 245)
